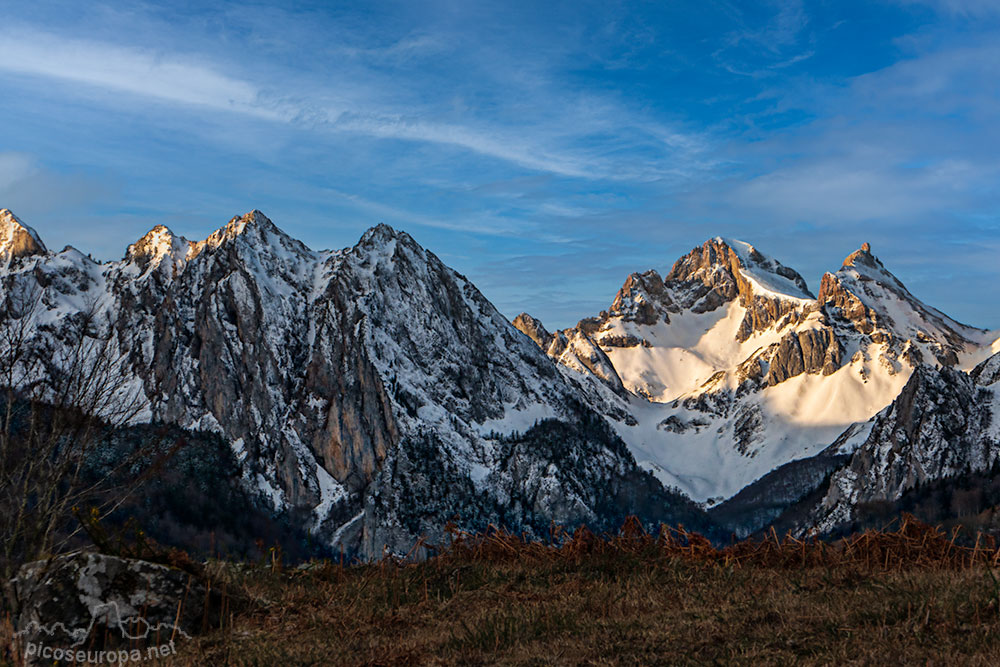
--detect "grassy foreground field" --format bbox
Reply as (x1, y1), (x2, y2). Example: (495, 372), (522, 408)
(157, 517), (1000, 665)
(9, 517), (1000, 665)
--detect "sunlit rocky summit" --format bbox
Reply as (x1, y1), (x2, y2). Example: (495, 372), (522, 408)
(1, 209), (998, 554)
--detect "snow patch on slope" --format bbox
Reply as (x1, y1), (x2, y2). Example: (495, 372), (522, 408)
(600, 300), (806, 402)
(610, 337), (911, 503)
(717, 237), (814, 301)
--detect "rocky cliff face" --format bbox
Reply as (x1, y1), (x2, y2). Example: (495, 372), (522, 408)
(0, 210), (710, 558)
(763, 327), (842, 386)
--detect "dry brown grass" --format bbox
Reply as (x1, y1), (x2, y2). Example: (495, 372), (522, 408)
(438, 513), (1000, 571)
(19, 516), (1000, 665)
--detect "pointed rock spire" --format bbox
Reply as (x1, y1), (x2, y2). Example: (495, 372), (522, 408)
(841, 242), (884, 271)
(356, 222), (421, 251)
(0, 209), (47, 262)
(189, 209), (313, 264)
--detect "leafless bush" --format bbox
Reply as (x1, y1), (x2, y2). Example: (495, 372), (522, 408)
(0, 280), (157, 581)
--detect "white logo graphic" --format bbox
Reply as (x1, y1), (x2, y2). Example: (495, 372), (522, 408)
(15, 601), (191, 663)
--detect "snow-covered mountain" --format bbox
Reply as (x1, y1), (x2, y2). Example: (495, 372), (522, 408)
(515, 238), (997, 505)
(0, 209), (707, 557)
(3, 207), (998, 550)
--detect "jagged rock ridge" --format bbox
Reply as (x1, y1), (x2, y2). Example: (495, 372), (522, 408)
(0, 209), (710, 558)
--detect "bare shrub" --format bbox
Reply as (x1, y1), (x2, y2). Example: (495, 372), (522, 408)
(0, 280), (156, 581)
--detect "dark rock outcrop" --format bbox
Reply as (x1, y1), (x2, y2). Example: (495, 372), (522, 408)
(765, 327), (843, 385)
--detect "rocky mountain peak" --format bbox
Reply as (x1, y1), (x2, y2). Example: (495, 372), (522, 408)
(841, 242), (885, 272)
(190, 209), (315, 267)
(206, 209), (279, 244)
(356, 222), (419, 250)
(0, 208), (47, 262)
(231, 208), (272, 232)
(362, 222), (398, 238)
(125, 225), (193, 278)
(512, 312), (552, 348)
(662, 237), (813, 341)
(665, 237), (737, 284)
(818, 244), (986, 363)
(609, 270), (674, 325)
(666, 238), (813, 302)
(127, 225), (187, 258)
(819, 243), (898, 312)
(349, 223), (433, 279)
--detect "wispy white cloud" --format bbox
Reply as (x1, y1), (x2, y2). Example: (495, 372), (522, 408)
(336, 115), (594, 179)
(0, 26), (713, 183)
(848, 43), (1000, 113)
(713, 0), (813, 77)
(0, 30), (286, 119)
(702, 34), (1000, 228)
(725, 158), (978, 224)
(336, 33), (449, 63)
(755, 0), (810, 52)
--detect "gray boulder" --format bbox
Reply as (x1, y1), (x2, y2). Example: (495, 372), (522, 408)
(7, 552), (223, 664)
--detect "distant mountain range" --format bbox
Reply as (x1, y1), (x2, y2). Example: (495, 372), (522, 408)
(1, 207), (997, 556)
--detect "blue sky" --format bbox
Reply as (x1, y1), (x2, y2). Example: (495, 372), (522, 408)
(1, 0), (999, 329)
